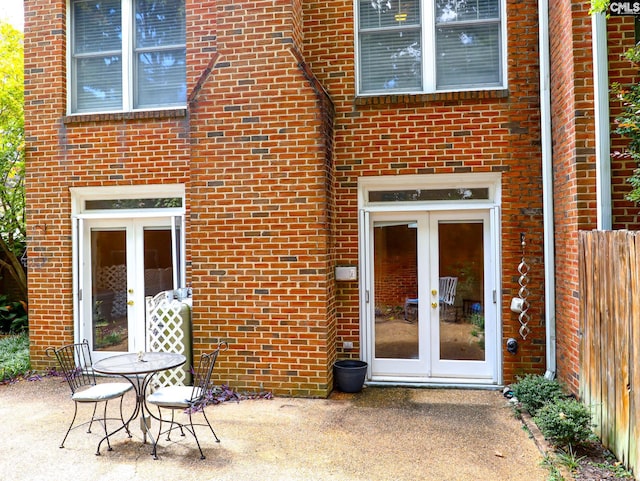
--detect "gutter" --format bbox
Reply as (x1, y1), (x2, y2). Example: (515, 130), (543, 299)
(592, 12), (612, 230)
(538, 0), (557, 377)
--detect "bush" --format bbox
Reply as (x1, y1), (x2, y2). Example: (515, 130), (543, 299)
(0, 332), (30, 381)
(0, 295), (28, 333)
(533, 398), (593, 448)
(511, 374), (565, 416)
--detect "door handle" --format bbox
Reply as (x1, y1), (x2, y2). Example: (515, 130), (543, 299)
(127, 300), (134, 306)
(431, 302), (438, 308)
(431, 289), (437, 296)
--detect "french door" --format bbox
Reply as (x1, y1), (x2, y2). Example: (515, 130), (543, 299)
(363, 209), (498, 383)
(77, 217), (182, 361)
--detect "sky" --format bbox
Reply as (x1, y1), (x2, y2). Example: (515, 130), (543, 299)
(0, 1), (24, 31)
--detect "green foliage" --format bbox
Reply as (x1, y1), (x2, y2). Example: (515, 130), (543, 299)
(0, 332), (30, 381)
(0, 21), (26, 303)
(0, 294), (27, 333)
(469, 313), (484, 330)
(610, 80), (640, 205)
(554, 445), (586, 472)
(511, 374), (565, 416)
(541, 455), (566, 481)
(589, 0), (610, 14)
(591, 460), (634, 478)
(533, 398), (593, 448)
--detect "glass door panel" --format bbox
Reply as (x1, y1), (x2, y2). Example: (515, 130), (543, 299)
(369, 213), (429, 378)
(91, 228), (128, 352)
(366, 209), (496, 382)
(430, 211), (494, 379)
(437, 221), (485, 362)
(143, 228), (173, 297)
(82, 218), (178, 361)
(374, 222), (419, 360)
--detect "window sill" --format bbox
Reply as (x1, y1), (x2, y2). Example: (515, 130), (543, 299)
(354, 89), (509, 106)
(63, 108), (187, 124)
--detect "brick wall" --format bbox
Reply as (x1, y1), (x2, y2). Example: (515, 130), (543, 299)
(548, 0), (598, 395)
(187, 0), (334, 397)
(26, 0), (550, 394)
(25, 0), (333, 397)
(25, 0), (74, 365)
(305, 0), (547, 383)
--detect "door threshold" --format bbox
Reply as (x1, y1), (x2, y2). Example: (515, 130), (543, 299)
(365, 380), (503, 391)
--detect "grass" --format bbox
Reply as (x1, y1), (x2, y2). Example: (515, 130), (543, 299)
(0, 332), (30, 382)
(555, 445), (586, 472)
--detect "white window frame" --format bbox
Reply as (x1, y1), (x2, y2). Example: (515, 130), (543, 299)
(354, 0), (508, 96)
(67, 0), (186, 115)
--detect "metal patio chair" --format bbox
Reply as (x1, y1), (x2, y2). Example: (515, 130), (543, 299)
(46, 339), (133, 451)
(146, 341), (227, 459)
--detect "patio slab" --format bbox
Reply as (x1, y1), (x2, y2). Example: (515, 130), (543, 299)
(0, 376), (548, 481)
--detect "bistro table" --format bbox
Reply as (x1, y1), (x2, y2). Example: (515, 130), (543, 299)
(92, 351), (186, 456)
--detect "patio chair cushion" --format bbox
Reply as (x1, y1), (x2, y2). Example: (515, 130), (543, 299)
(147, 385), (203, 408)
(71, 382), (133, 402)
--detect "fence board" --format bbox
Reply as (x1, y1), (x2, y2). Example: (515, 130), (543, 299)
(579, 230), (637, 476)
(630, 233), (640, 474)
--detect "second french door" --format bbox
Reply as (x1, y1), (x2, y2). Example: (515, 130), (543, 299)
(78, 217), (181, 362)
(365, 209), (498, 383)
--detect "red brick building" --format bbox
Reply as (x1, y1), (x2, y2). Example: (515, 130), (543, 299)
(23, 0), (634, 397)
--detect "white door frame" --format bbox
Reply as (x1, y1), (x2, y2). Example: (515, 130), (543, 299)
(366, 212), (431, 378)
(358, 173), (502, 385)
(428, 210), (497, 380)
(70, 185), (186, 360)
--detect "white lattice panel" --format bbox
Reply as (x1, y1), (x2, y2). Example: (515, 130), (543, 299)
(97, 264), (127, 317)
(146, 291), (192, 388)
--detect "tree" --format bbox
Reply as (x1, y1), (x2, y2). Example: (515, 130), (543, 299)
(0, 21), (26, 303)
(590, 1), (640, 204)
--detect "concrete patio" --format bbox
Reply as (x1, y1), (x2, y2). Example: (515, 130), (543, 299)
(0, 376), (548, 480)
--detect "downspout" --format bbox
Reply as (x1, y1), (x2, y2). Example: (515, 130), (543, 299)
(538, 0), (557, 377)
(592, 12), (612, 230)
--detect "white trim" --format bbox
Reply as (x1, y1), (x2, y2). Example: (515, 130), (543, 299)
(358, 209), (372, 378)
(359, 172), (501, 209)
(70, 184), (186, 216)
(72, 217), (83, 345)
(491, 205), (503, 385)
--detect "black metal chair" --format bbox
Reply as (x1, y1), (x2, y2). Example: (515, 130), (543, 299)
(146, 341), (227, 459)
(46, 339), (133, 451)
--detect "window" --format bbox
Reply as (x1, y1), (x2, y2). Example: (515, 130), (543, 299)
(70, 0), (186, 113)
(356, 0), (504, 95)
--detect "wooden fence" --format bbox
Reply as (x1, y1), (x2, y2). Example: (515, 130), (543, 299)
(579, 230), (640, 476)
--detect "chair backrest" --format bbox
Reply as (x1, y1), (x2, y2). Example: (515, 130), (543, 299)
(45, 339), (97, 395)
(190, 341), (228, 406)
(439, 276), (458, 306)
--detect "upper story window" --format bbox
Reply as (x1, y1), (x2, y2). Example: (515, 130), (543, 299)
(69, 0), (186, 114)
(356, 0), (505, 95)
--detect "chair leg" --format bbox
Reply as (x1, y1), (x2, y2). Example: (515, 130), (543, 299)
(60, 402), (79, 448)
(151, 407), (164, 460)
(188, 411), (206, 460)
(87, 403), (98, 433)
(102, 401), (113, 451)
(201, 408), (220, 443)
(174, 410), (186, 437)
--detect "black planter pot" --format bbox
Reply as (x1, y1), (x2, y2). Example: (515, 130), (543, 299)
(334, 360), (368, 393)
